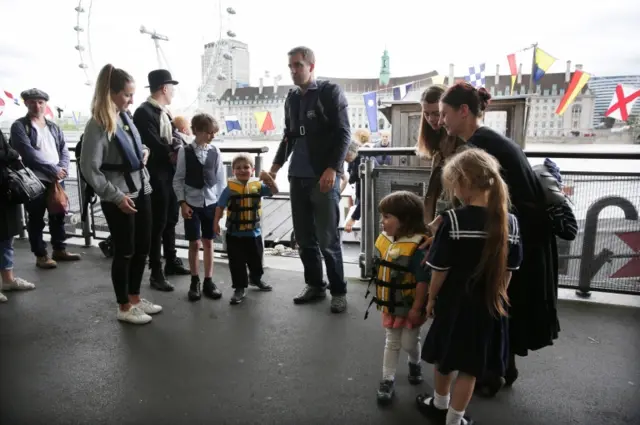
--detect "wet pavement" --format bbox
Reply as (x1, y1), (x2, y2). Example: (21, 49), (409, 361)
(1, 239), (639, 425)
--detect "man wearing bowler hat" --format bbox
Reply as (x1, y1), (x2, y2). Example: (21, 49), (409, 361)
(134, 69), (190, 292)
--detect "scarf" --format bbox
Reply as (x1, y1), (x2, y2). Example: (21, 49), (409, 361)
(146, 96), (173, 144)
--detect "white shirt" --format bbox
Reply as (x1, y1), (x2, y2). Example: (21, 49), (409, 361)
(34, 124), (60, 181)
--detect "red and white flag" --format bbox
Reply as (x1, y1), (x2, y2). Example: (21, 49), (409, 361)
(0, 98), (5, 116)
(605, 84), (640, 121)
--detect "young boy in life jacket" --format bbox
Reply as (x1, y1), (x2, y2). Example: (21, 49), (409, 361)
(214, 153), (279, 305)
(172, 113), (226, 302)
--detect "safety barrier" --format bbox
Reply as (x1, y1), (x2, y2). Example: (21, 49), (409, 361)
(357, 146), (640, 297)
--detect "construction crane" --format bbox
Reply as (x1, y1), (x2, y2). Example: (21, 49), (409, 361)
(140, 25), (170, 69)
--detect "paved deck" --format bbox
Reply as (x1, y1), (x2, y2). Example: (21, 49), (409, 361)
(1, 240), (639, 425)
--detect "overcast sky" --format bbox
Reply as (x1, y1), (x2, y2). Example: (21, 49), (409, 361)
(0, 0), (638, 118)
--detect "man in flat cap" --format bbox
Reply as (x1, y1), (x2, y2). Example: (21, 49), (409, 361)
(10, 88), (81, 269)
(133, 69), (191, 293)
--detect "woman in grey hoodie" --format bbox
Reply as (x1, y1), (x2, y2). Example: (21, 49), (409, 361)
(80, 64), (162, 325)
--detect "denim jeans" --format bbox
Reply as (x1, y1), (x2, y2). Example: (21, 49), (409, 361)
(0, 238), (15, 270)
(289, 177), (346, 295)
(25, 181), (67, 257)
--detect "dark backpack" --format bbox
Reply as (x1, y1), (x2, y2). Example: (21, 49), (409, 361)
(74, 134), (97, 221)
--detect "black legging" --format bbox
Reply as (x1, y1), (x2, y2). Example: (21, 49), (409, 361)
(101, 194), (152, 305)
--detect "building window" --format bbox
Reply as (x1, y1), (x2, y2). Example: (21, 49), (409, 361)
(571, 104), (582, 129)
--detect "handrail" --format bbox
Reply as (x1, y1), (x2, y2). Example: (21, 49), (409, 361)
(358, 146), (640, 160)
(67, 145), (269, 155)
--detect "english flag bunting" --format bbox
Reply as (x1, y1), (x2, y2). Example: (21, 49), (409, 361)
(604, 84), (640, 122)
(0, 97), (4, 116)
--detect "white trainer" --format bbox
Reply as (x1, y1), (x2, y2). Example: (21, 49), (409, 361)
(135, 298), (162, 315)
(2, 277), (36, 291)
(116, 305), (152, 325)
(0, 292), (7, 302)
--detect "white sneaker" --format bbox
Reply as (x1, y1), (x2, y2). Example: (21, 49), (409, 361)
(0, 292), (7, 302)
(2, 277), (36, 291)
(134, 298), (162, 315)
(116, 305), (152, 325)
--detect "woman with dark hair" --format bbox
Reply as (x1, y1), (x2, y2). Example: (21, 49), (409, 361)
(80, 64), (161, 325)
(416, 85), (466, 226)
(435, 82), (558, 390)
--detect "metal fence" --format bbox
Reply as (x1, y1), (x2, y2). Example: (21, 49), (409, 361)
(358, 147), (640, 297)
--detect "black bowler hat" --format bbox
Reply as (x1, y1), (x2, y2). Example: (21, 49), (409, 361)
(146, 69), (179, 89)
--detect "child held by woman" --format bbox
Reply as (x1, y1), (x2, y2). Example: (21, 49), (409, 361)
(416, 148), (523, 425)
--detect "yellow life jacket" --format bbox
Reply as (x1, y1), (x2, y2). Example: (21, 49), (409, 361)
(225, 177), (263, 232)
(365, 232), (425, 318)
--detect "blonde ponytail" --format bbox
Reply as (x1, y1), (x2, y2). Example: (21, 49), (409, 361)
(91, 64), (118, 137)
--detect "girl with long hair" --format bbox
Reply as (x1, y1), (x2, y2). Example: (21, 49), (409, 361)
(435, 81), (560, 392)
(417, 148), (522, 425)
(416, 85), (466, 226)
(79, 64), (161, 325)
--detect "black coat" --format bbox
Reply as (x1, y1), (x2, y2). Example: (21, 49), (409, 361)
(0, 131), (23, 240)
(468, 126), (559, 356)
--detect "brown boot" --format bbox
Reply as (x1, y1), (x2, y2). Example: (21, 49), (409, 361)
(52, 250), (81, 262)
(36, 255), (57, 269)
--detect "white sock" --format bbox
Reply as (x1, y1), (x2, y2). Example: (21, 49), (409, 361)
(446, 407), (467, 425)
(422, 390), (450, 410)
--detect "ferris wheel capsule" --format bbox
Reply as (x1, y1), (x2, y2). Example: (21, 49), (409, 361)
(75, 6), (85, 12)
(226, 30), (236, 38)
(85, 80), (92, 86)
(75, 45), (85, 51)
(207, 93), (216, 100)
(223, 52), (233, 60)
(226, 7), (236, 14)
(216, 73), (227, 81)
(74, 25), (84, 32)
(79, 63), (88, 69)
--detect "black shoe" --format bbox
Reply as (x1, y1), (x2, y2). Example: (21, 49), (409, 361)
(474, 373), (505, 398)
(164, 257), (190, 276)
(188, 278), (202, 301)
(376, 380), (395, 405)
(416, 394), (448, 420)
(504, 366), (519, 386)
(293, 284), (327, 304)
(408, 362), (423, 385)
(150, 270), (174, 292)
(249, 279), (272, 291)
(203, 279), (222, 300)
(230, 288), (246, 305)
(98, 240), (113, 258)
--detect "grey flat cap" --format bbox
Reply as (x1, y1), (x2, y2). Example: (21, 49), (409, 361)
(21, 88), (49, 102)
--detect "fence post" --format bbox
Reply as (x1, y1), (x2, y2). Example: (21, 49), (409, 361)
(359, 157), (376, 279)
(75, 166), (93, 247)
(18, 205), (27, 239)
(254, 154), (262, 175)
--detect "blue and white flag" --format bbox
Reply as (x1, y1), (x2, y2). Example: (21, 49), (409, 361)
(393, 83), (413, 101)
(363, 91), (378, 132)
(225, 115), (241, 132)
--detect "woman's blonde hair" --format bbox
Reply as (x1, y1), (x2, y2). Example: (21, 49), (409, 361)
(91, 64), (133, 137)
(353, 128), (371, 145)
(442, 148), (511, 317)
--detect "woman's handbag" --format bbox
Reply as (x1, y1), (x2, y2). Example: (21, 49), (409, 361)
(3, 161), (46, 204)
(47, 180), (69, 214)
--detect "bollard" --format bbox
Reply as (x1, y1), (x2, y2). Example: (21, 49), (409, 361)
(360, 157), (377, 279)
(254, 154), (262, 175)
(18, 205), (27, 239)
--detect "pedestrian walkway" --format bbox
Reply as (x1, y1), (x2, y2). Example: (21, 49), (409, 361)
(1, 240), (639, 425)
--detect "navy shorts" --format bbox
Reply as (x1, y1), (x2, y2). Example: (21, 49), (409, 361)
(184, 204), (216, 241)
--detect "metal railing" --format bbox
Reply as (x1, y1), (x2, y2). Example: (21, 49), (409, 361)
(357, 146), (640, 297)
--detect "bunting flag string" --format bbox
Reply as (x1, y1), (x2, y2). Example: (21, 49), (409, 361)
(556, 70), (591, 116)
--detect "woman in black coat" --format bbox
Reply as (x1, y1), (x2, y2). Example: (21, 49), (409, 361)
(0, 130), (36, 302)
(437, 83), (559, 390)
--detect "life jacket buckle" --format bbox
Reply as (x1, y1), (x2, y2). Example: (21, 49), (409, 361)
(299, 125), (306, 136)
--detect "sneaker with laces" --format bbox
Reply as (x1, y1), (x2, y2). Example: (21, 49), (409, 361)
(0, 292), (7, 302)
(2, 277), (36, 291)
(134, 299), (163, 315)
(293, 285), (327, 304)
(330, 294), (347, 313)
(377, 379), (395, 404)
(116, 305), (152, 325)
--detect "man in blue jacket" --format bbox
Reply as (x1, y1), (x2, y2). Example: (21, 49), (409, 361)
(10, 89), (80, 268)
(269, 46), (351, 313)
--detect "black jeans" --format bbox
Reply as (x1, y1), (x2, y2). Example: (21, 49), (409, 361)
(225, 234), (264, 289)
(149, 174), (179, 270)
(102, 194), (152, 305)
(25, 180), (67, 257)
